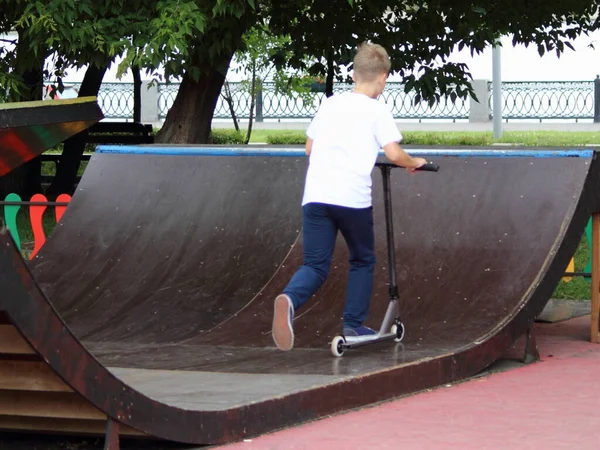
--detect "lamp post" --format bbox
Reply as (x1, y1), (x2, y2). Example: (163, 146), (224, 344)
(492, 41), (503, 139)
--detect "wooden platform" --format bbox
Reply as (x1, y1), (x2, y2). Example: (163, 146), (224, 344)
(0, 323), (143, 438)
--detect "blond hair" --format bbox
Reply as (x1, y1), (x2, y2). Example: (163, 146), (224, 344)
(353, 42), (391, 82)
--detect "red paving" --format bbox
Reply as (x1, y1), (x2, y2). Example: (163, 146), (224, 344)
(218, 315), (600, 450)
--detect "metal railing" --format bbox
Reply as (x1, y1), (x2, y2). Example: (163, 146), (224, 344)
(68, 82), (134, 119)
(60, 79), (600, 122)
(157, 82), (469, 121)
(491, 81), (595, 121)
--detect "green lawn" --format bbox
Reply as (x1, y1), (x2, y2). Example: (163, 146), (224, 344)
(553, 233), (591, 300)
(236, 129), (600, 146)
(403, 130), (600, 147)
(9, 210), (58, 259)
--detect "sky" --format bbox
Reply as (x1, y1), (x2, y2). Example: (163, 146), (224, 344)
(444, 31), (600, 83)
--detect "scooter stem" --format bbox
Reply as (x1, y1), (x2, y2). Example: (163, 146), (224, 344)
(379, 165), (399, 302)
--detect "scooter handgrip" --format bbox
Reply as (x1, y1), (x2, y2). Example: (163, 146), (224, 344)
(417, 163), (440, 172)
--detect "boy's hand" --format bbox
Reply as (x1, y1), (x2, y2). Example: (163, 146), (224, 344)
(406, 157), (428, 173)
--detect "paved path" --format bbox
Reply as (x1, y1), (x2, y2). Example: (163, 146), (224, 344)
(218, 315), (600, 450)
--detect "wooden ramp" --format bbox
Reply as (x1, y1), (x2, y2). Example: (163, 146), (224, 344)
(0, 97), (103, 176)
(0, 147), (599, 447)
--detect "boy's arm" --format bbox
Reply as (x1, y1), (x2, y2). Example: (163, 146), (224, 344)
(375, 106), (425, 171)
(305, 137), (313, 155)
(383, 141), (426, 170)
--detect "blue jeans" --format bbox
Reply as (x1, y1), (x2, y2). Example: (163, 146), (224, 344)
(283, 202), (376, 328)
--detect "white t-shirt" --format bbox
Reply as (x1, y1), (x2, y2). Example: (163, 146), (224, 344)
(302, 92), (402, 208)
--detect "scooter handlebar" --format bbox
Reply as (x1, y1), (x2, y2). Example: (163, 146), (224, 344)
(376, 161), (440, 172)
(416, 163), (439, 172)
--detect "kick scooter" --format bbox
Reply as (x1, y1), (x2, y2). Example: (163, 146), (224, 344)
(330, 161), (439, 357)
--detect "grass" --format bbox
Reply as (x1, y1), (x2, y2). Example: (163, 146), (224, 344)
(41, 160), (88, 177)
(553, 234), (591, 300)
(402, 131), (600, 147)
(230, 129), (600, 146)
(247, 129), (278, 143)
(10, 210), (58, 259)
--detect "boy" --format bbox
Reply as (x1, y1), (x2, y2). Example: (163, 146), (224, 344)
(272, 43), (426, 351)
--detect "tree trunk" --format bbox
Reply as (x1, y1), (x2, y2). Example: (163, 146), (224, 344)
(155, 68), (227, 144)
(0, 33), (43, 199)
(245, 63), (257, 144)
(47, 65), (107, 196)
(326, 51), (335, 98)
(222, 81), (240, 132)
(132, 66), (141, 122)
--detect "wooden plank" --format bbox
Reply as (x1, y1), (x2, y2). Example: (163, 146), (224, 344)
(3, 193), (22, 250)
(29, 193), (48, 259)
(592, 213), (600, 343)
(0, 97), (98, 111)
(0, 361), (72, 392)
(0, 325), (35, 355)
(55, 194), (72, 223)
(0, 390), (105, 420)
(0, 415), (144, 436)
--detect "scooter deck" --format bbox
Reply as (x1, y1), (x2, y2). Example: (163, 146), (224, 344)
(342, 332), (398, 348)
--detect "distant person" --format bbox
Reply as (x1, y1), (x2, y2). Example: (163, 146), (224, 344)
(272, 42), (427, 351)
(43, 85), (60, 100)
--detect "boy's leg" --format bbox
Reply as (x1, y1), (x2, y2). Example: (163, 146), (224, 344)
(335, 206), (376, 330)
(273, 203), (337, 350)
(283, 203), (337, 309)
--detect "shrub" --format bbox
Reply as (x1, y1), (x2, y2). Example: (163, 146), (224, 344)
(401, 132), (492, 146)
(211, 129), (246, 144)
(266, 131), (306, 145)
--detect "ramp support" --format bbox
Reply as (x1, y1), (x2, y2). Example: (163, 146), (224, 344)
(592, 214), (600, 343)
(104, 418), (120, 450)
(522, 326), (539, 363)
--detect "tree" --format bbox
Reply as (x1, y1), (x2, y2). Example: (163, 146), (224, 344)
(221, 22), (317, 143)
(119, 0), (258, 144)
(2, 0), (258, 180)
(3, 0), (600, 152)
(0, 1), (47, 198)
(268, 1), (600, 105)
(9, 0), (151, 194)
(140, 0), (600, 142)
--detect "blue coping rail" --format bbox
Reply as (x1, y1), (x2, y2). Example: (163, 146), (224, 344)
(96, 146), (595, 159)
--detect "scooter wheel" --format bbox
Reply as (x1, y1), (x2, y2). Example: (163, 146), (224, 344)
(331, 335), (346, 357)
(391, 322), (405, 343)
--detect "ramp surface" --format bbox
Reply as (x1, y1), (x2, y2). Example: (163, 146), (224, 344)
(0, 146), (598, 444)
(0, 97), (103, 176)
